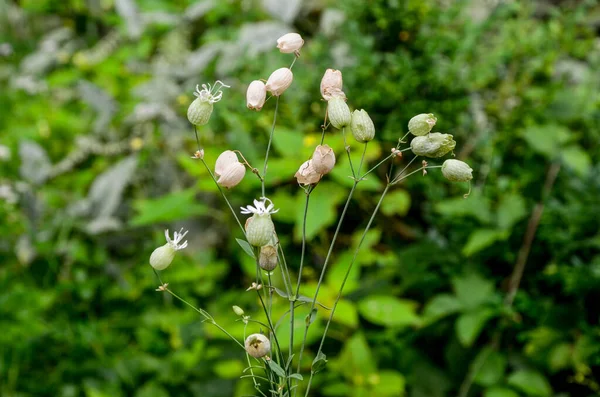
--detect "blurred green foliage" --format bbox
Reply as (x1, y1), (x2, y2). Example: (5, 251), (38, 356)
(1, 0), (600, 396)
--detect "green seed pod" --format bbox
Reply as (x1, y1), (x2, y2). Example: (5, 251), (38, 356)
(149, 243), (176, 270)
(245, 333), (271, 358)
(187, 98), (214, 126)
(245, 214), (275, 247)
(408, 113), (437, 136)
(232, 306), (245, 316)
(350, 109), (375, 143)
(327, 96), (351, 129)
(259, 245), (278, 271)
(410, 133), (456, 158)
(442, 159), (473, 182)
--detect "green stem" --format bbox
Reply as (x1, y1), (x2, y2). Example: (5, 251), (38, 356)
(153, 269), (244, 350)
(262, 96), (279, 198)
(303, 184), (391, 396)
(295, 181), (358, 374)
(342, 127), (356, 178)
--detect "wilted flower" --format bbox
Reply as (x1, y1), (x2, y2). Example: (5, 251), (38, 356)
(320, 69), (343, 101)
(441, 159), (473, 182)
(149, 228), (189, 270)
(311, 145), (336, 175)
(410, 133), (456, 158)
(241, 198), (278, 247)
(246, 80), (267, 111)
(276, 33), (304, 54)
(187, 81), (230, 126)
(408, 113), (437, 136)
(327, 96), (351, 129)
(294, 160), (321, 185)
(215, 150), (246, 188)
(259, 245), (278, 271)
(265, 68), (293, 96)
(350, 109), (376, 143)
(245, 333), (271, 358)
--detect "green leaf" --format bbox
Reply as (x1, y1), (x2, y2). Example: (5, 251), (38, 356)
(312, 352), (327, 374)
(561, 145), (591, 176)
(381, 190), (411, 216)
(507, 369), (552, 396)
(422, 294), (462, 324)
(288, 373), (303, 381)
(473, 348), (507, 386)
(131, 189), (207, 226)
(455, 309), (495, 347)
(549, 343), (572, 372)
(484, 387), (520, 397)
(358, 296), (420, 328)
(272, 128), (306, 159)
(214, 360), (244, 379)
(462, 229), (509, 256)
(452, 274), (495, 310)
(435, 190), (493, 224)
(372, 370), (406, 396)
(235, 238), (256, 259)
(521, 124), (571, 158)
(497, 193), (527, 230)
(268, 359), (286, 378)
(331, 299), (358, 328)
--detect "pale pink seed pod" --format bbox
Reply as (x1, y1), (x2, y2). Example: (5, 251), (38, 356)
(276, 33), (304, 54)
(311, 145), (336, 175)
(265, 68), (293, 96)
(215, 150), (239, 177)
(294, 160), (321, 185)
(246, 80), (267, 111)
(320, 68), (343, 101)
(217, 162), (246, 188)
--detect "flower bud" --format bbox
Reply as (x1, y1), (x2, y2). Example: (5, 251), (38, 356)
(327, 96), (351, 129)
(311, 145), (336, 174)
(320, 69), (343, 101)
(408, 113), (437, 136)
(441, 159), (473, 182)
(265, 68), (293, 96)
(215, 150), (240, 176)
(259, 245), (278, 271)
(149, 243), (176, 270)
(246, 80), (267, 111)
(410, 133), (456, 158)
(187, 99), (213, 126)
(245, 333), (271, 358)
(276, 33), (304, 54)
(217, 162), (246, 188)
(294, 160), (321, 185)
(350, 109), (376, 143)
(245, 214), (275, 247)
(232, 306), (245, 316)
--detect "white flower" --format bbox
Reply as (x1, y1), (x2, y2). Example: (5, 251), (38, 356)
(149, 228), (189, 270)
(240, 197), (279, 216)
(193, 80), (230, 104)
(165, 228), (189, 250)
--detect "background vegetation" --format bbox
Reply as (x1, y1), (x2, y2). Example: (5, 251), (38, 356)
(1, 0), (600, 396)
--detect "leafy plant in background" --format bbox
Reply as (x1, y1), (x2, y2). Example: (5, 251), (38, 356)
(1, 0), (600, 396)
(147, 32), (473, 396)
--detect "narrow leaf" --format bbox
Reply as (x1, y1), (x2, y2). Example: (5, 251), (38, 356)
(236, 238), (256, 259)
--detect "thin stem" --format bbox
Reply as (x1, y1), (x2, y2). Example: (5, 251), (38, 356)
(290, 189), (312, 367)
(342, 127), (356, 178)
(295, 191), (312, 296)
(360, 148), (412, 180)
(155, 283), (244, 349)
(277, 243), (293, 295)
(304, 184), (391, 396)
(262, 96), (280, 197)
(296, 181), (359, 374)
(391, 155), (419, 184)
(356, 142), (368, 177)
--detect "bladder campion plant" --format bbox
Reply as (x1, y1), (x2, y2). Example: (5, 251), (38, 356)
(149, 33), (473, 397)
